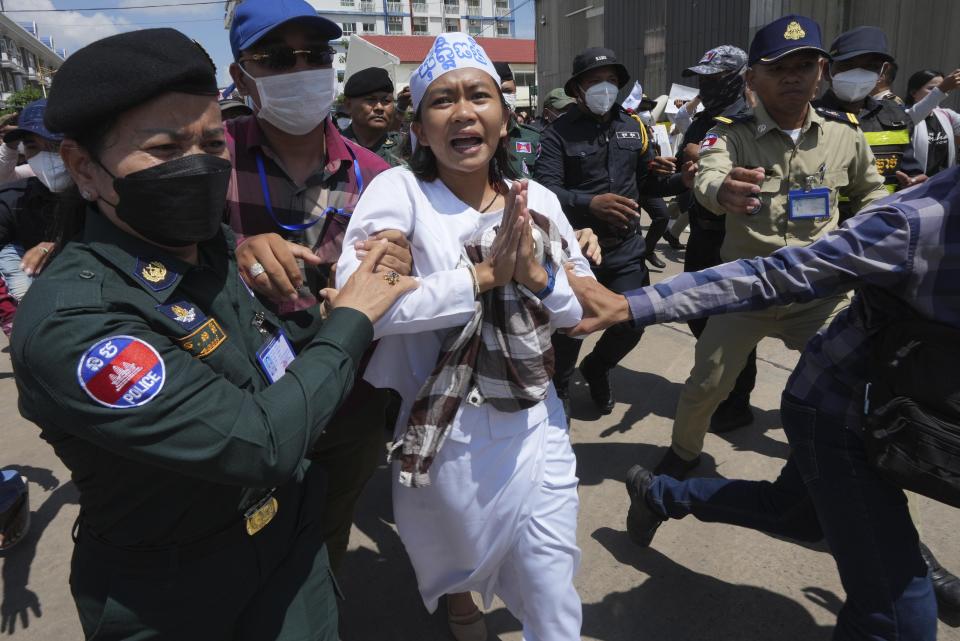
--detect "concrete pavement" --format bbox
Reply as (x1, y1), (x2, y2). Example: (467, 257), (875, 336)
(2, 237), (959, 641)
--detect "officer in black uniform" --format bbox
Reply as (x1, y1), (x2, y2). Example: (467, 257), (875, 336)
(341, 67), (406, 167)
(815, 26), (924, 222)
(535, 47), (691, 413)
(676, 45), (759, 432)
(12, 29), (414, 640)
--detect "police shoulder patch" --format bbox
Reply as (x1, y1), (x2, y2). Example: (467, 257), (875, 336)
(77, 335), (165, 409)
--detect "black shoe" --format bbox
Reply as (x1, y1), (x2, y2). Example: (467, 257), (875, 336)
(625, 464), (664, 547)
(921, 542), (960, 612)
(653, 448), (701, 480)
(645, 253), (667, 269)
(579, 354), (615, 414)
(663, 230), (686, 250)
(709, 404), (755, 433)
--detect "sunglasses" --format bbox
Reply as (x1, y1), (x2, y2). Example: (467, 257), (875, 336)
(241, 45), (336, 71)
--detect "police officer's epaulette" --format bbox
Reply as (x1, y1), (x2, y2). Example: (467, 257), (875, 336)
(712, 111), (753, 126)
(814, 105), (860, 126)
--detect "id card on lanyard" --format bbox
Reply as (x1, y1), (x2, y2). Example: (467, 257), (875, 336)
(253, 311), (296, 384)
(788, 165), (831, 220)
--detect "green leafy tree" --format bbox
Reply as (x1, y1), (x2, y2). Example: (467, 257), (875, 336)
(5, 85), (44, 110)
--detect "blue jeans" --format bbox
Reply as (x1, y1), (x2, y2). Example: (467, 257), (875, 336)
(647, 394), (937, 641)
(0, 244), (31, 301)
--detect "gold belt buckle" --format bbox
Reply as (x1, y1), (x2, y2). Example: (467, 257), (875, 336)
(244, 494), (278, 536)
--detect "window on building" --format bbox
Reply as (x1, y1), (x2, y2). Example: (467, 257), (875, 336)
(513, 71), (535, 88)
(444, 0), (459, 13)
(386, 1), (403, 12)
(340, 0), (353, 6)
(338, 70), (345, 82)
(467, 19), (482, 35)
(495, 0), (509, 14)
(362, 22), (376, 33)
(412, 17), (428, 35)
(444, 18), (459, 32)
(360, 0), (374, 10)
(387, 16), (404, 34)
(466, 0), (481, 13)
(496, 22), (509, 36)
(412, 2), (427, 12)
(342, 22), (357, 36)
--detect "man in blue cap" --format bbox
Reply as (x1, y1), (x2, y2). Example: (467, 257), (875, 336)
(0, 99), (68, 318)
(646, 14), (887, 481)
(815, 26), (925, 222)
(224, 0), (413, 572)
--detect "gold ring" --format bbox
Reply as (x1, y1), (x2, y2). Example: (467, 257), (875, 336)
(39, 247), (49, 255)
(384, 271), (400, 286)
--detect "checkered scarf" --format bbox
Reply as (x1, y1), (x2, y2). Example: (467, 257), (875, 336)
(389, 210), (568, 488)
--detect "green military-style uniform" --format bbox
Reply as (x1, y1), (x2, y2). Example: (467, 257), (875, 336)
(814, 92), (923, 220)
(667, 99), (888, 463)
(342, 124), (406, 167)
(11, 210), (371, 639)
(506, 116), (541, 177)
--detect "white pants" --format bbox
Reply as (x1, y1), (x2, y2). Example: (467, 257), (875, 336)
(393, 393), (582, 641)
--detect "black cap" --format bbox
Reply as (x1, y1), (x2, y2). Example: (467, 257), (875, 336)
(564, 47), (629, 97)
(493, 62), (513, 82)
(748, 15), (829, 66)
(45, 28), (218, 136)
(343, 67), (394, 98)
(829, 26), (894, 63)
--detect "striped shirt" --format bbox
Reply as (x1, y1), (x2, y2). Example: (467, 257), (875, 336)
(626, 166), (960, 424)
(224, 115), (389, 312)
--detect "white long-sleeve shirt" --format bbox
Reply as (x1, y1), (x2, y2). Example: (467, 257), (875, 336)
(0, 144), (34, 184)
(337, 167), (592, 432)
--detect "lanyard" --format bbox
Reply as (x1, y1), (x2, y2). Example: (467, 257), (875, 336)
(255, 145), (364, 232)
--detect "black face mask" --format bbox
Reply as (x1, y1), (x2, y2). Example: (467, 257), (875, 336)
(699, 68), (746, 113)
(99, 154), (232, 248)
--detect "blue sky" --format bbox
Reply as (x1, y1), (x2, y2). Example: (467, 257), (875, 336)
(7, 0), (535, 86)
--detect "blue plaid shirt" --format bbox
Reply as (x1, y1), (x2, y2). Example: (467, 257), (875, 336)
(626, 166), (960, 425)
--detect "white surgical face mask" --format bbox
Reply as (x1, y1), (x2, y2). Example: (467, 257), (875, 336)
(27, 150), (73, 192)
(831, 67), (881, 103)
(336, 116), (352, 130)
(243, 67), (336, 135)
(583, 81), (618, 115)
(503, 92), (517, 110)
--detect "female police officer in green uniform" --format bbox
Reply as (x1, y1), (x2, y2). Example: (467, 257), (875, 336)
(10, 29), (414, 640)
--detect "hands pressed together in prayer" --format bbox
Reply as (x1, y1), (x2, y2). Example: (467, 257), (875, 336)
(474, 180), (549, 293)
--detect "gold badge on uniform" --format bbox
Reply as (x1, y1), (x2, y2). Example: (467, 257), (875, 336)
(134, 257), (179, 291)
(245, 495), (278, 535)
(784, 21), (806, 40)
(141, 261), (167, 283)
(176, 317), (227, 358)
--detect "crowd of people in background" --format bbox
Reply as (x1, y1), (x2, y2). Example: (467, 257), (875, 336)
(2, 2), (960, 641)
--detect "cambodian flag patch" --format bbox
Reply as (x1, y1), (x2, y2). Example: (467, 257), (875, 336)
(77, 335), (166, 409)
(515, 141), (533, 154)
(700, 133), (719, 150)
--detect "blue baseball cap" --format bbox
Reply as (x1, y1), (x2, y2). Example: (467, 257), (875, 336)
(3, 99), (63, 144)
(229, 0), (342, 59)
(748, 15), (829, 66)
(829, 26), (894, 63)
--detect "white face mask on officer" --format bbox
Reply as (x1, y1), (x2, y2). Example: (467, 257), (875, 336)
(27, 151), (73, 193)
(242, 67), (336, 135)
(503, 92), (517, 111)
(583, 81), (618, 115)
(831, 67), (881, 103)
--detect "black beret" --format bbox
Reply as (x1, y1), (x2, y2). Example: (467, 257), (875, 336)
(343, 67), (394, 98)
(493, 61), (513, 82)
(45, 28), (218, 136)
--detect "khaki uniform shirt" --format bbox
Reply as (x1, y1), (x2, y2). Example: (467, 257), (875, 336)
(695, 100), (887, 262)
